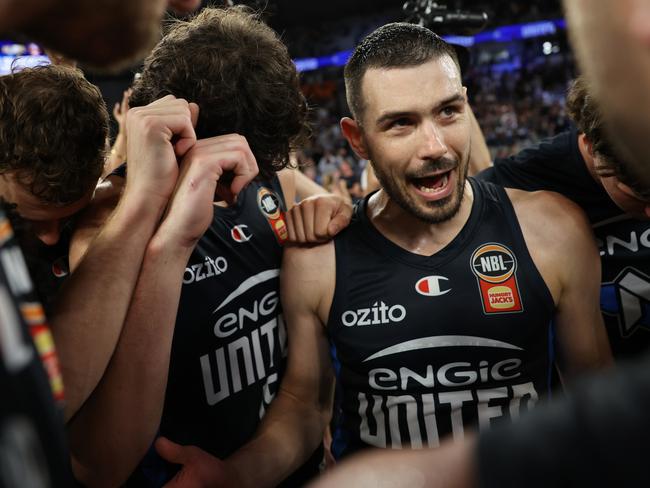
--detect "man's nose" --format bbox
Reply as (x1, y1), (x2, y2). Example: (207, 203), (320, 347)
(417, 121), (447, 161)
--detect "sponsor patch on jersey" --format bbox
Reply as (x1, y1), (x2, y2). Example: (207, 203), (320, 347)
(415, 275), (451, 297)
(470, 243), (523, 314)
(231, 224), (253, 243)
(341, 301), (406, 327)
(257, 187), (287, 245)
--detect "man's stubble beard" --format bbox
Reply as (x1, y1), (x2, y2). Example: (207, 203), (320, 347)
(370, 151), (470, 224)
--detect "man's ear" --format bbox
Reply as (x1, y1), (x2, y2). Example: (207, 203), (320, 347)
(341, 117), (369, 160)
(579, 133), (595, 158)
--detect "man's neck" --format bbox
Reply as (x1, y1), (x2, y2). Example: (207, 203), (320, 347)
(367, 181), (475, 256)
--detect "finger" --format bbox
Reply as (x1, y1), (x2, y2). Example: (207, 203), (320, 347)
(174, 102), (200, 157)
(215, 182), (235, 205)
(113, 102), (120, 119)
(285, 208), (297, 242)
(188, 102), (199, 128)
(197, 135), (259, 187)
(122, 90), (131, 111)
(327, 202), (353, 237)
(291, 204), (307, 243)
(300, 200), (317, 242)
(313, 199), (332, 239)
(155, 437), (187, 465)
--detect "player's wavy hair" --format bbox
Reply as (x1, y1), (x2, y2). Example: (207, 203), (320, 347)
(344, 22), (460, 123)
(566, 77), (620, 168)
(566, 76), (644, 194)
(0, 65), (108, 204)
(130, 6), (309, 179)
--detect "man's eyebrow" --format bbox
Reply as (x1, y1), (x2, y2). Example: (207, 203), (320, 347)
(375, 93), (466, 126)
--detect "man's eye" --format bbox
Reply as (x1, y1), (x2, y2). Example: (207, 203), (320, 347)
(390, 118), (411, 128)
(441, 106), (458, 117)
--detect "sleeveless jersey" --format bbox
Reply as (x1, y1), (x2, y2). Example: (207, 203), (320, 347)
(328, 178), (555, 458)
(128, 176), (320, 487)
(478, 129), (650, 360)
(161, 177), (289, 455)
(595, 216), (650, 358)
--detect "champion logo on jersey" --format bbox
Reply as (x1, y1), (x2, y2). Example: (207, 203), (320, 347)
(415, 276), (451, 297)
(231, 224), (253, 243)
(51, 256), (69, 278)
(470, 243), (523, 314)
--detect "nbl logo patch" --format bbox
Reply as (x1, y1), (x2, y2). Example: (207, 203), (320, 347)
(470, 243), (523, 314)
(257, 187), (288, 244)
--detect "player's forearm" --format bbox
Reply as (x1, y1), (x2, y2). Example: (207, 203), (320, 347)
(53, 192), (167, 421)
(228, 390), (329, 488)
(68, 234), (192, 486)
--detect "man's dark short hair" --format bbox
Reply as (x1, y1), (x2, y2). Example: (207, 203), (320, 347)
(130, 6), (309, 178)
(567, 76), (646, 195)
(0, 64), (108, 205)
(344, 22), (461, 122)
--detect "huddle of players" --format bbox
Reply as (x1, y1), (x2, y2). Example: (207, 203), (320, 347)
(2, 2), (645, 488)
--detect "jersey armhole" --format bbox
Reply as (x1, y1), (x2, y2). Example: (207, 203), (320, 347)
(326, 236), (349, 332)
(498, 187), (555, 311)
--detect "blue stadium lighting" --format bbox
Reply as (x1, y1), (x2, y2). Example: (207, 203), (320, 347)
(294, 18), (567, 72)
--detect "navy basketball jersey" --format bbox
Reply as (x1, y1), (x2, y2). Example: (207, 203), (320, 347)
(328, 178), (555, 458)
(478, 130), (650, 359)
(161, 177), (290, 455)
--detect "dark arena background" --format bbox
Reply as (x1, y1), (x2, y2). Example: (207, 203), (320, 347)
(0, 0), (569, 194)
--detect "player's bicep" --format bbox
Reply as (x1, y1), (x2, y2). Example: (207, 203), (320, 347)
(279, 243), (335, 409)
(277, 168), (297, 211)
(555, 222), (613, 377)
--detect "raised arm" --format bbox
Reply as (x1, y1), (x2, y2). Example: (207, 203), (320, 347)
(53, 95), (198, 421)
(68, 133), (258, 487)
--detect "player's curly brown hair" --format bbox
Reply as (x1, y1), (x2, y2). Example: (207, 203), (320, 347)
(130, 6), (309, 179)
(0, 64), (108, 205)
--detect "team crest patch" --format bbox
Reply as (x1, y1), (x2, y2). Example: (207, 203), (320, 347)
(470, 243), (523, 314)
(257, 187), (287, 244)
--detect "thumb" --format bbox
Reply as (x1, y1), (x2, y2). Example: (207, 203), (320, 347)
(327, 201), (353, 237)
(188, 102), (200, 128)
(155, 437), (187, 465)
(174, 103), (200, 158)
